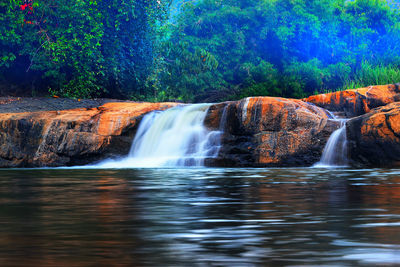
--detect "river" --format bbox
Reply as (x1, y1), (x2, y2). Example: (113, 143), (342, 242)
(0, 167), (399, 266)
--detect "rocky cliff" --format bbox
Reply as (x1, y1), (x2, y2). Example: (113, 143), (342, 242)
(1, 84), (400, 168)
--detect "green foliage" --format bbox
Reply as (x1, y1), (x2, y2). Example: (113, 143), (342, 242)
(0, 0), (170, 98)
(154, 0), (400, 101)
(0, 0), (400, 101)
(0, 1), (23, 69)
(235, 61), (281, 99)
(152, 40), (224, 102)
(343, 61), (400, 89)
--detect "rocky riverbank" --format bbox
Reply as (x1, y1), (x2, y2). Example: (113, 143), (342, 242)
(0, 100), (178, 167)
(0, 84), (399, 168)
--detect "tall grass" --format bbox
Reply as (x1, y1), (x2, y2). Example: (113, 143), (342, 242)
(343, 61), (400, 90)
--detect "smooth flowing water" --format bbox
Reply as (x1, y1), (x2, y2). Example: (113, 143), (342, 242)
(1, 168), (400, 266)
(97, 104), (222, 168)
(315, 118), (349, 168)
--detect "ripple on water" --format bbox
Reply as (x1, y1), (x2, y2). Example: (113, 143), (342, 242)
(353, 222), (400, 228)
(342, 248), (400, 264)
(0, 167), (400, 266)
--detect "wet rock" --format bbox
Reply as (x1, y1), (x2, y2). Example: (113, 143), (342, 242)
(303, 84), (400, 117)
(347, 102), (400, 167)
(0, 102), (178, 167)
(205, 97), (340, 167)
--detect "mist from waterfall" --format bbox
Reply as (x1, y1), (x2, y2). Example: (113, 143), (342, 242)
(96, 104), (223, 168)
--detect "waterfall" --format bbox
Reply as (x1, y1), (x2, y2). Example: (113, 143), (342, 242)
(314, 116), (348, 168)
(97, 104), (223, 168)
(242, 97), (250, 122)
(219, 105), (229, 131)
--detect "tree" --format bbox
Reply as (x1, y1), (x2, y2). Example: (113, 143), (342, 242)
(157, 0), (400, 101)
(0, 0), (170, 98)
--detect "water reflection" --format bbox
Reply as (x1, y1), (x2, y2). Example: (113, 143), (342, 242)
(0, 168), (399, 265)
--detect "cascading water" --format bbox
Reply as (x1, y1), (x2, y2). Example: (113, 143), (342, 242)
(97, 104), (223, 168)
(314, 115), (349, 168)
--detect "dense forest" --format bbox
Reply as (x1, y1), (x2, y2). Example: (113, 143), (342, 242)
(0, 0), (400, 102)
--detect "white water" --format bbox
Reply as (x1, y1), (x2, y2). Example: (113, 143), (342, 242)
(314, 117), (349, 168)
(97, 104), (223, 168)
(242, 97), (250, 122)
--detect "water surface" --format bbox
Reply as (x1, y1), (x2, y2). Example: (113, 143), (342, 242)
(0, 168), (400, 266)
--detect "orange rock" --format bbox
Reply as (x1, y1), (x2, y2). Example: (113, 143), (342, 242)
(0, 102), (178, 167)
(303, 84), (400, 117)
(347, 102), (400, 167)
(0, 96), (346, 168)
(205, 97), (339, 167)
(358, 84), (400, 109)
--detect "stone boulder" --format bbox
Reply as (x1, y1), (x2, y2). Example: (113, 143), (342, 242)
(303, 84), (400, 117)
(347, 102), (400, 167)
(0, 102), (177, 167)
(205, 97), (340, 167)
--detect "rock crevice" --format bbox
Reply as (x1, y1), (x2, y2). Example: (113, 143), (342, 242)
(204, 97), (339, 167)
